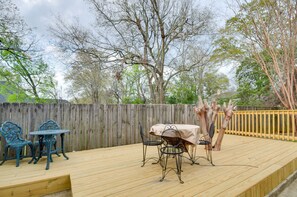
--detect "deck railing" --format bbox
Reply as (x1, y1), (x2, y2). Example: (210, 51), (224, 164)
(217, 110), (297, 141)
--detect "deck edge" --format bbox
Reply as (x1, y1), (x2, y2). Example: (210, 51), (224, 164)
(238, 157), (297, 197)
(0, 174), (72, 197)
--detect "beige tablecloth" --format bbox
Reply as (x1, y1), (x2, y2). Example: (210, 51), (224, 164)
(149, 124), (200, 145)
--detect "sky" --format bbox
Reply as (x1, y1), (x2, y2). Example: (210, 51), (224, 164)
(12, 0), (94, 99)
(11, 0), (235, 99)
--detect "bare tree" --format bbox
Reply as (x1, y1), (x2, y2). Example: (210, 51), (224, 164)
(65, 50), (112, 104)
(51, 0), (215, 103)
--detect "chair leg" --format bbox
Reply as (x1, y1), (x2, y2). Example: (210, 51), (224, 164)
(16, 147), (22, 167)
(141, 144), (147, 167)
(28, 144), (35, 164)
(209, 149), (214, 166)
(176, 154), (184, 184)
(152, 145), (162, 165)
(202, 144), (214, 166)
(160, 154), (168, 182)
(0, 146), (9, 165)
(204, 145), (209, 160)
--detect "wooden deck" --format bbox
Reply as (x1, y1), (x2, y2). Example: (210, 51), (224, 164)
(1, 134), (297, 197)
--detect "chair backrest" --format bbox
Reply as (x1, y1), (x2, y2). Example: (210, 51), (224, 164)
(39, 120), (60, 131)
(161, 124), (183, 149)
(209, 123), (215, 139)
(139, 122), (146, 143)
(0, 121), (24, 144)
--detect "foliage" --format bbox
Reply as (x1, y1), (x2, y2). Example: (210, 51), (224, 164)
(235, 57), (279, 107)
(166, 80), (197, 104)
(213, 0), (297, 109)
(166, 69), (230, 104)
(116, 64), (147, 104)
(0, 0), (57, 103)
(0, 53), (57, 103)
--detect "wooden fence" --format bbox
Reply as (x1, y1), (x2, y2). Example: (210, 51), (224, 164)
(218, 110), (297, 141)
(0, 103), (198, 159)
(1, 103), (297, 160)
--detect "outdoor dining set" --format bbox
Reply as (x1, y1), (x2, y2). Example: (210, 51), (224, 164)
(139, 122), (215, 184)
(0, 120), (70, 170)
(0, 119), (215, 182)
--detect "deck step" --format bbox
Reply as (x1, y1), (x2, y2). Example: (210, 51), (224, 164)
(0, 174), (72, 197)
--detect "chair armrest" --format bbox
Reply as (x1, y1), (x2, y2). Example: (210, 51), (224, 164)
(17, 133), (25, 142)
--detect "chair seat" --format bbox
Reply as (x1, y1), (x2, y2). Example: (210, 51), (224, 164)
(9, 139), (32, 146)
(160, 146), (183, 155)
(198, 140), (211, 145)
(144, 140), (163, 146)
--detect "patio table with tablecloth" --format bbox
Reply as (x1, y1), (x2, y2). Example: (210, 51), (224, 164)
(149, 124), (200, 163)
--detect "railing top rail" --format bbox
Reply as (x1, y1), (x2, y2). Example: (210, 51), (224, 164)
(219, 110), (297, 113)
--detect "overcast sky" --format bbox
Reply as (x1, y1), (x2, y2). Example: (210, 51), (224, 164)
(11, 0), (94, 99)
(11, 0), (234, 99)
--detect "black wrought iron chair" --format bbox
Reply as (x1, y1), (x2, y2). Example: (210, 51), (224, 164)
(34, 120), (61, 160)
(198, 122), (215, 166)
(159, 124), (186, 184)
(0, 121), (35, 167)
(139, 122), (163, 167)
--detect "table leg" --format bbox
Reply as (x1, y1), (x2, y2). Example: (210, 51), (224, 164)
(45, 136), (53, 170)
(28, 143), (36, 164)
(34, 136), (44, 164)
(61, 133), (69, 160)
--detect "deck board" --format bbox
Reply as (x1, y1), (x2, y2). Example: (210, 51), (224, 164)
(1, 134), (297, 196)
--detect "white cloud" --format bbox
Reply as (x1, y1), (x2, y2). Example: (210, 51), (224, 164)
(11, 0), (93, 100)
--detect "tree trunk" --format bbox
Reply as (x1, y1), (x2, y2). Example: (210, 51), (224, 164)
(194, 97), (235, 151)
(213, 100), (235, 151)
(194, 97), (220, 141)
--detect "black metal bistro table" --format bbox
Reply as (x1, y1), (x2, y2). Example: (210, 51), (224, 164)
(30, 129), (70, 170)
(150, 124), (200, 164)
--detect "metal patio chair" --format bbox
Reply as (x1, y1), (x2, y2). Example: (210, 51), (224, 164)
(198, 122), (215, 166)
(34, 120), (61, 160)
(159, 124), (187, 184)
(139, 122), (163, 167)
(0, 121), (35, 167)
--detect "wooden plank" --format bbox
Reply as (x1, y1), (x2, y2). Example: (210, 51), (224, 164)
(94, 104), (103, 148)
(130, 104), (136, 144)
(103, 104), (108, 147)
(117, 104), (122, 146)
(107, 105), (112, 146)
(62, 103), (71, 151)
(88, 104), (94, 150)
(112, 105), (118, 146)
(0, 175), (71, 197)
(82, 104), (89, 150)
(0, 103), (5, 160)
(98, 104), (104, 148)
(0, 103), (3, 124)
(126, 104), (131, 145)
